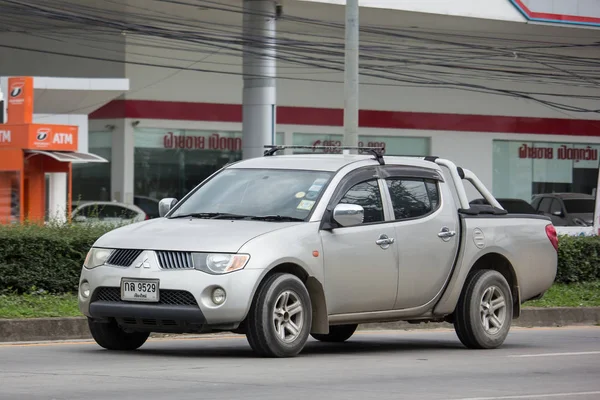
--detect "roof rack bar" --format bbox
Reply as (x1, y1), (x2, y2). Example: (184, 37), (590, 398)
(263, 145), (386, 165)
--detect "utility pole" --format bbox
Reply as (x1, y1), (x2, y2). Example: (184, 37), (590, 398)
(242, 0), (277, 160)
(343, 0), (359, 153)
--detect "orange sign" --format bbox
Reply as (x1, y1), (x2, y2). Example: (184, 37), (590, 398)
(7, 77), (33, 124)
(0, 124), (78, 151)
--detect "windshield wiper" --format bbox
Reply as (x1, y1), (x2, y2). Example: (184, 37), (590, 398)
(169, 213), (250, 220)
(250, 215), (305, 222)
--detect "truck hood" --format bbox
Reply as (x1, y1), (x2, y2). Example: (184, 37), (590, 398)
(93, 218), (301, 253)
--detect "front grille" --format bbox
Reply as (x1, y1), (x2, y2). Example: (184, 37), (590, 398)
(106, 249), (143, 267)
(156, 251), (194, 270)
(93, 287), (198, 306)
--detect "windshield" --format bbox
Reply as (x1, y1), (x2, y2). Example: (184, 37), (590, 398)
(169, 168), (334, 221)
(563, 199), (595, 214)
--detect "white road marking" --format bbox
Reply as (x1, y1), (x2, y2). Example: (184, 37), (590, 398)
(507, 351), (600, 358)
(454, 390), (600, 400)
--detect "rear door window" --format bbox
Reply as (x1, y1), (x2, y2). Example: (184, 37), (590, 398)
(385, 178), (440, 220)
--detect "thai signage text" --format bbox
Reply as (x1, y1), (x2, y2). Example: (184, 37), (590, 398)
(518, 143), (598, 162)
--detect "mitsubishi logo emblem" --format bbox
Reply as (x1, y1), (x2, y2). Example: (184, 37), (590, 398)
(135, 255), (151, 269)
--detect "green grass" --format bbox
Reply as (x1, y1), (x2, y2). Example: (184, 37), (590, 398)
(524, 281), (600, 308)
(0, 293), (81, 319)
(0, 281), (599, 319)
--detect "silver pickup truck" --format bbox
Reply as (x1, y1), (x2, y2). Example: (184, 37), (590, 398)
(78, 146), (558, 358)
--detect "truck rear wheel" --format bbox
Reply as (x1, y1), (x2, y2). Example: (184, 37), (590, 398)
(246, 273), (312, 358)
(453, 269), (513, 349)
(311, 324), (358, 343)
(88, 318), (149, 351)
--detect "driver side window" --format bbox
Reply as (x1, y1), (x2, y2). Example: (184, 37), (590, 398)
(338, 179), (384, 224)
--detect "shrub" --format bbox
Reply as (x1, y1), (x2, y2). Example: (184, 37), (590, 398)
(556, 234), (600, 284)
(0, 222), (116, 294)
(0, 223), (599, 295)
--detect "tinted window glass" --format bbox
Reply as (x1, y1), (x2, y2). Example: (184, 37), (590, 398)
(97, 205), (138, 219)
(497, 200), (536, 214)
(550, 199), (563, 214)
(425, 180), (439, 209)
(73, 205), (93, 218)
(538, 198), (552, 213)
(135, 197), (159, 218)
(338, 179), (384, 224)
(386, 179), (435, 220)
(563, 199), (595, 214)
(77, 204), (138, 219)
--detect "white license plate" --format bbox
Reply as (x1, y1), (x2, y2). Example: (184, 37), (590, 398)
(121, 278), (160, 302)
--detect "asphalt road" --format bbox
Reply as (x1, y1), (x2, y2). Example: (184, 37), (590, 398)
(1, 326), (599, 400)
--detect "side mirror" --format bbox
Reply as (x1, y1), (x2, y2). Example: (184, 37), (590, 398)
(332, 204), (364, 227)
(73, 215), (87, 223)
(159, 198), (178, 217)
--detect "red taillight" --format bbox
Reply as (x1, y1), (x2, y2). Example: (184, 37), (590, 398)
(545, 224), (558, 251)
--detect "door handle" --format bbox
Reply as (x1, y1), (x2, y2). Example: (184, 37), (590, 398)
(376, 234), (395, 248)
(438, 227), (456, 239)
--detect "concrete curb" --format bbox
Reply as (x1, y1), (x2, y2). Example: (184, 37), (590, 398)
(1, 307), (599, 343)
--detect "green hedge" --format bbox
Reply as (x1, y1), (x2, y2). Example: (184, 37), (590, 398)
(0, 223), (115, 294)
(0, 224), (599, 295)
(556, 234), (600, 284)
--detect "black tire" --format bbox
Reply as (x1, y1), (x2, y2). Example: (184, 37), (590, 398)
(311, 324), (358, 343)
(88, 318), (150, 351)
(453, 269), (513, 349)
(246, 273), (312, 358)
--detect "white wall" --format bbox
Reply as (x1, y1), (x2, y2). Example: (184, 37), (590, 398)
(295, 0), (526, 22)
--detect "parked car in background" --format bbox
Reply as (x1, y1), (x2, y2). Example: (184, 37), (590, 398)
(134, 196), (161, 219)
(78, 149), (558, 358)
(531, 193), (595, 226)
(71, 201), (147, 226)
(469, 198), (537, 214)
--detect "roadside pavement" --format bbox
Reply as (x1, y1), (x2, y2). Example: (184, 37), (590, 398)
(1, 306), (599, 343)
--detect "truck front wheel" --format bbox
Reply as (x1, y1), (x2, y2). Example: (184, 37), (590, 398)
(246, 273), (313, 357)
(88, 318), (149, 351)
(454, 269), (513, 349)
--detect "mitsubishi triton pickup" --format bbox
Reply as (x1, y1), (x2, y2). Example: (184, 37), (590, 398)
(78, 146), (558, 357)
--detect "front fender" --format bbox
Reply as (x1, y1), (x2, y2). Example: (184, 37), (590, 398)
(236, 222), (329, 333)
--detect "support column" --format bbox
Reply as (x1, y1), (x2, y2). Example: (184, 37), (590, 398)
(111, 119), (135, 204)
(242, 0), (277, 160)
(343, 0), (359, 152)
(47, 172), (67, 223)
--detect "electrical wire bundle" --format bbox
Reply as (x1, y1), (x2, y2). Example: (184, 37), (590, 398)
(0, 0), (599, 117)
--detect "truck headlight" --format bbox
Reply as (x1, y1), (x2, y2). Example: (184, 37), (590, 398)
(192, 253), (250, 274)
(84, 248), (113, 269)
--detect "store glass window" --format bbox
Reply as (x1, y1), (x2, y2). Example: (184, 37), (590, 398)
(292, 133), (429, 156)
(493, 140), (600, 202)
(134, 128), (284, 200)
(72, 131), (112, 203)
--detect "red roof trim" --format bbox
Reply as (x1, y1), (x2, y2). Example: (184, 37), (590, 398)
(89, 99), (600, 137)
(512, 0), (600, 25)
